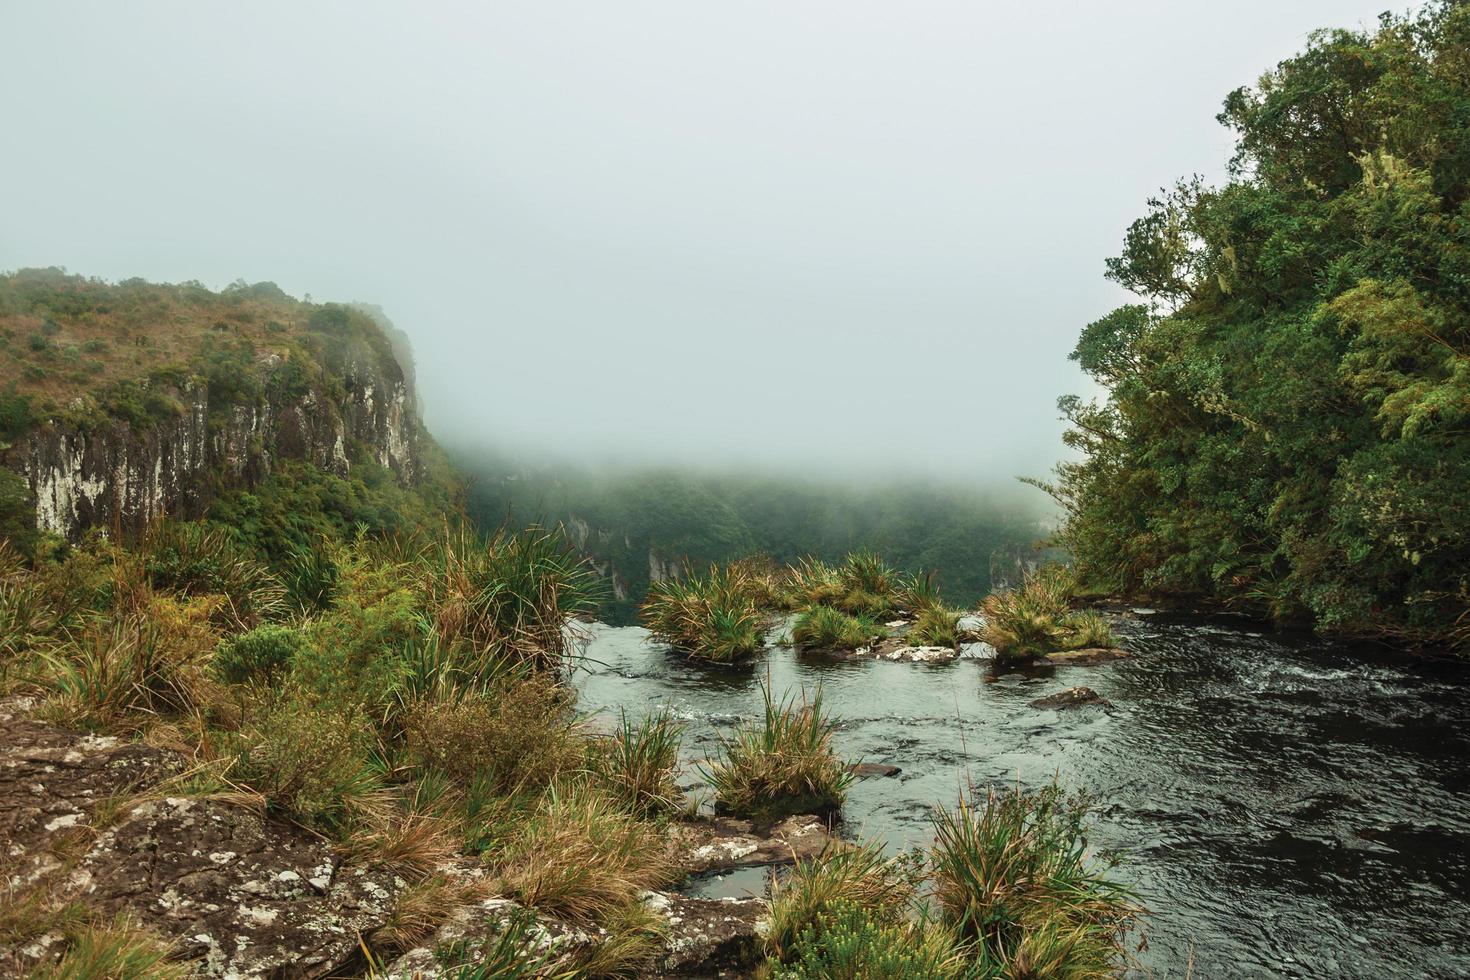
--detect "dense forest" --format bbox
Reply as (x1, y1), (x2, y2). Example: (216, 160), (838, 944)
(456, 453), (1048, 622)
(1045, 2), (1470, 647)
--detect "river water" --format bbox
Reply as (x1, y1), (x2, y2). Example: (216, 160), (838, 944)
(573, 612), (1470, 978)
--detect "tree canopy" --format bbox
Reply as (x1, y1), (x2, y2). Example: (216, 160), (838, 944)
(1048, 2), (1470, 645)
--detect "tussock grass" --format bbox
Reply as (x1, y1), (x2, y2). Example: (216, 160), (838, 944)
(496, 782), (675, 924)
(138, 520), (284, 629)
(791, 606), (882, 652)
(34, 912), (189, 980)
(907, 605), (964, 649)
(593, 708), (685, 817)
(783, 557), (846, 609)
(703, 683), (852, 821)
(641, 565), (766, 663)
(371, 871), (488, 952)
(929, 783), (1140, 977)
(981, 565), (1115, 665)
(569, 897), (668, 978)
(436, 908), (580, 979)
(768, 899), (971, 979)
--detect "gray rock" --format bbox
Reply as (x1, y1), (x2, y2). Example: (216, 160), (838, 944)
(1029, 686), (1112, 710)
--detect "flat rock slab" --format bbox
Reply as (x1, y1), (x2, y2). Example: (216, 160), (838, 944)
(1044, 647), (1130, 666)
(671, 814), (832, 874)
(847, 762), (902, 778)
(831, 639), (958, 664)
(1029, 686), (1112, 710)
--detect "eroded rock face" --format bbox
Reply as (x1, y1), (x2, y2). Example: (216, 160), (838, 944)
(13, 346), (420, 541)
(1028, 686), (1112, 710)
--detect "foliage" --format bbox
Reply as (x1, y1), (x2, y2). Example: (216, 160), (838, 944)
(641, 564), (766, 663)
(762, 842), (915, 965)
(592, 708), (685, 816)
(769, 900), (972, 980)
(703, 682), (852, 821)
(213, 624), (302, 685)
(1042, 3), (1470, 645)
(908, 605), (964, 649)
(791, 605), (882, 652)
(138, 521), (284, 630)
(980, 566), (1109, 666)
(929, 784), (1139, 977)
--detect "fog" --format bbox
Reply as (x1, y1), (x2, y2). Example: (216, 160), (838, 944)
(0, 1), (1392, 485)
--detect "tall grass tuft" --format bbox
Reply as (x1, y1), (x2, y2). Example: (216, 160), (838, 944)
(768, 899), (971, 979)
(929, 783), (1140, 977)
(702, 682), (852, 821)
(981, 566), (1118, 665)
(762, 842), (914, 964)
(138, 520), (284, 628)
(593, 708), (685, 816)
(35, 913), (189, 980)
(422, 525), (602, 671)
(791, 605), (882, 652)
(907, 605), (963, 649)
(641, 564), (766, 663)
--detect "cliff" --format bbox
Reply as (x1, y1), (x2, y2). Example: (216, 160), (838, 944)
(0, 270), (423, 542)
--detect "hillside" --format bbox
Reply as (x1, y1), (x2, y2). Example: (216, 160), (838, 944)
(0, 269), (452, 553)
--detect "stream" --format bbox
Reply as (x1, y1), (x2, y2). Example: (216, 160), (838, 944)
(573, 612), (1470, 978)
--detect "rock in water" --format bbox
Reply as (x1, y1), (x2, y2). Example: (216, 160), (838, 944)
(847, 762), (902, 778)
(1044, 647), (1129, 666)
(1029, 686), (1112, 710)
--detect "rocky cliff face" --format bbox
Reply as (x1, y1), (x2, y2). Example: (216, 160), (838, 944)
(12, 348), (420, 541)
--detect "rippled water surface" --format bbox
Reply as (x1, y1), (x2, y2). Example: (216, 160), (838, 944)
(574, 613), (1470, 978)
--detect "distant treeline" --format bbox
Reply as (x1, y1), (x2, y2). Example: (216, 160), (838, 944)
(1044, 3), (1470, 646)
(457, 455), (1047, 623)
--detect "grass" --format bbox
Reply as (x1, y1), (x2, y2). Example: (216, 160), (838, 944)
(980, 565), (1116, 666)
(33, 913), (190, 980)
(495, 782), (676, 924)
(906, 605), (963, 649)
(593, 708), (685, 816)
(762, 842), (915, 964)
(370, 872), (487, 953)
(767, 899), (970, 979)
(640, 564), (766, 663)
(791, 605), (883, 652)
(928, 783), (1140, 977)
(702, 682), (852, 822)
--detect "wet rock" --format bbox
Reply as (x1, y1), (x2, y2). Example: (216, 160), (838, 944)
(1029, 686), (1112, 710)
(652, 892), (765, 975)
(880, 645), (958, 664)
(847, 762), (902, 778)
(1044, 646), (1130, 666)
(672, 814), (832, 874)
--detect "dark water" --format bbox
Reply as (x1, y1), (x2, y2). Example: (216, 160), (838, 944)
(573, 613), (1470, 978)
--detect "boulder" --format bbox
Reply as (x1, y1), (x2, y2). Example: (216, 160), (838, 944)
(1028, 686), (1112, 710)
(671, 814), (833, 874)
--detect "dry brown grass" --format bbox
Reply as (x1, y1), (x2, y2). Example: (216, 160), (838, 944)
(370, 871), (489, 953)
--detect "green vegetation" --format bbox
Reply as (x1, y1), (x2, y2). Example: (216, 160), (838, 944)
(761, 785), (1139, 979)
(460, 455), (1044, 623)
(791, 606), (883, 652)
(641, 564), (767, 662)
(929, 784), (1140, 977)
(592, 708), (685, 816)
(1040, 3), (1470, 647)
(32, 913), (188, 980)
(980, 567), (1116, 667)
(702, 683), (852, 822)
(907, 605), (965, 649)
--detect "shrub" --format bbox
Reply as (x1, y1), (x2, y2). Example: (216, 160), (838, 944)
(791, 605), (882, 651)
(979, 566), (1075, 666)
(235, 694), (379, 830)
(495, 783), (675, 924)
(769, 900), (970, 980)
(703, 683), (851, 821)
(593, 708), (684, 816)
(139, 521), (284, 628)
(214, 624), (302, 684)
(641, 564), (766, 663)
(401, 672), (582, 796)
(928, 784), (1140, 977)
(762, 842), (914, 964)
(907, 606), (963, 649)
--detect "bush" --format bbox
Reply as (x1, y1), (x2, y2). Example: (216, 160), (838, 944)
(929, 784), (1140, 977)
(641, 564), (766, 663)
(593, 708), (684, 816)
(791, 605), (881, 652)
(496, 782), (675, 924)
(762, 842), (914, 964)
(770, 900), (969, 980)
(139, 521), (284, 628)
(703, 683), (851, 821)
(214, 624), (302, 684)
(401, 672), (582, 796)
(235, 694), (379, 830)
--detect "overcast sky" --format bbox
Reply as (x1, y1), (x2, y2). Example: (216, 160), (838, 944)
(0, 1), (1399, 483)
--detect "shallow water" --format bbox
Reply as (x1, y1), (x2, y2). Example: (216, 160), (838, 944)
(573, 613), (1470, 978)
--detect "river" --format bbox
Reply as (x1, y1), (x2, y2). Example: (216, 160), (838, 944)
(574, 611), (1470, 978)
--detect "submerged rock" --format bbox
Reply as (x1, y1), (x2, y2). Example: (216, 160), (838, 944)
(672, 814), (833, 874)
(1044, 646), (1130, 666)
(847, 762), (902, 778)
(1029, 686), (1112, 710)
